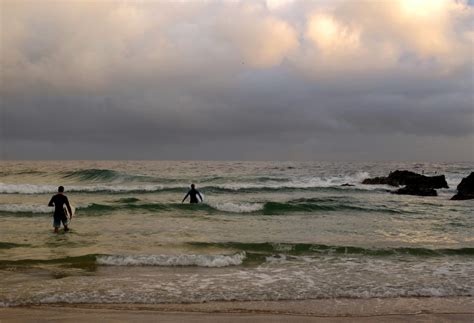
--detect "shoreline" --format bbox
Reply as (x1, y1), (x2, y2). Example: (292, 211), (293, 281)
(1, 297), (473, 322)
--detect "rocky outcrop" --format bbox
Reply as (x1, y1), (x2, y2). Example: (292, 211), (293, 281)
(392, 186), (437, 196)
(451, 172), (474, 200)
(362, 170), (448, 189)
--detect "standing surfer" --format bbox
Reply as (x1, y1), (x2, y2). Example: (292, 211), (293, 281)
(182, 184), (203, 203)
(48, 186), (73, 233)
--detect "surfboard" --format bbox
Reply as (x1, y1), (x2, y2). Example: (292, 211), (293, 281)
(63, 205), (75, 224)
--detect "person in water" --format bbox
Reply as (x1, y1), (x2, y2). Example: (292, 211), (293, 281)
(182, 184), (203, 203)
(48, 186), (73, 233)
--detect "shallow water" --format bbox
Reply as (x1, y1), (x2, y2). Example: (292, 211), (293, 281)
(0, 161), (473, 306)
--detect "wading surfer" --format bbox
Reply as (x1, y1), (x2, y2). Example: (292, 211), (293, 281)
(182, 184), (203, 203)
(48, 186), (73, 233)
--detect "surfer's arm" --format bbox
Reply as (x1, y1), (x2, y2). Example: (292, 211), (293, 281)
(182, 192), (189, 203)
(65, 197), (73, 217)
(48, 197), (54, 207)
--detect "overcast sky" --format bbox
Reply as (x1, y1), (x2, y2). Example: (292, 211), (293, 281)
(1, 0), (473, 161)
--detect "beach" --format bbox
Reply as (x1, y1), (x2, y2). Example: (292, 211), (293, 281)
(1, 297), (473, 322)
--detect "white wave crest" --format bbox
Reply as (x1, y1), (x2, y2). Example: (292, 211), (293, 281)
(0, 204), (53, 213)
(0, 183), (57, 194)
(211, 202), (264, 213)
(0, 183), (165, 194)
(96, 252), (246, 267)
(215, 172), (372, 190)
(0, 203), (86, 213)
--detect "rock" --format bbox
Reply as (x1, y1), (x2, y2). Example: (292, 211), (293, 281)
(362, 177), (389, 185)
(341, 183), (355, 187)
(392, 186), (437, 196)
(451, 172), (474, 200)
(362, 170), (448, 189)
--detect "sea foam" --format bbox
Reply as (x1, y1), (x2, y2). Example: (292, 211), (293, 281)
(0, 183), (167, 194)
(210, 202), (264, 213)
(96, 253), (246, 267)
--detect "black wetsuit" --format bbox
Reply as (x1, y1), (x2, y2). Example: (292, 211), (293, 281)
(48, 194), (72, 223)
(182, 188), (203, 203)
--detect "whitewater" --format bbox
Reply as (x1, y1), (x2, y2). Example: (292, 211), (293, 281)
(0, 160), (473, 306)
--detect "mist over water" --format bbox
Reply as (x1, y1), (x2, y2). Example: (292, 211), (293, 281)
(0, 160), (473, 306)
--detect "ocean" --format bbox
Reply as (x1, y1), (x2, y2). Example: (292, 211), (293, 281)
(0, 160), (473, 306)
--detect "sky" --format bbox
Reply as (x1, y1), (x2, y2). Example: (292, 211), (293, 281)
(1, 0), (473, 161)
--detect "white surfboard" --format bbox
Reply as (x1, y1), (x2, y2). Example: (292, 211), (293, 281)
(63, 205), (75, 223)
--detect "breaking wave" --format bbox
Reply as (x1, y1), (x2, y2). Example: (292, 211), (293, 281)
(0, 253), (245, 268)
(0, 183), (169, 194)
(96, 253), (245, 267)
(0, 198), (405, 216)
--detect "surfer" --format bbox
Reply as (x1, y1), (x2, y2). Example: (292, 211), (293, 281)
(48, 186), (73, 233)
(182, 184), (203, 204)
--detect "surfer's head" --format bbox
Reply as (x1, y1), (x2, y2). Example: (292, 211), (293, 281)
(58, 186), (64, 193)
(191, 184), (195, 189)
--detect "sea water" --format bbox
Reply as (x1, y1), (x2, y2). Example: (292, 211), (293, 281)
(0, 160), (473, 306)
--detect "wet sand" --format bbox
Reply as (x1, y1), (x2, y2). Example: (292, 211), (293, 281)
(1, 297), (473, 322)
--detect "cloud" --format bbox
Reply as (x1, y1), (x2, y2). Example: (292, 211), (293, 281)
(214, 2), (299, 68)
(296, 0), (473, 75)
(1, 0), (473, 160)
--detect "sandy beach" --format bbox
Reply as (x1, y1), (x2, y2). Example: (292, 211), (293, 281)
(1, 297), (473, 322)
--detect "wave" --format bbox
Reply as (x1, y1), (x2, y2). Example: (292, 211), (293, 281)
(0, 171), (376, 194)
(0, 198), (404, 216)
(0, 243), (471, 272)
(188, 242), (474, 257)
(0, 254), (99, 269)
(0, 182), (383, 195)
(0, 204), (87, 214)
(0, 242), (30, 249)
(209, 202), (264, 213)
(61, 169), (172, 183)
(0, 170), (46, 176)
(0, 253), (245, 268)
(61, 168), (367, 186)
(61, 169), (124, 181)
(96, 253), (245, 267)
(0, 204), (53, 214)
(0, 183), (169, 194)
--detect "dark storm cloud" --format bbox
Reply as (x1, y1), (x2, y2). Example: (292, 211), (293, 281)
(1, 0), (473, 160)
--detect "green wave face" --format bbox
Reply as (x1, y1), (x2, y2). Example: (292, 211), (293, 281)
(61, 169), (160, 183)
(62, 169), (122, 181)
(0, 242), (31, 249)
(0, 254), (100, 271)
(81, 198), (404, 216)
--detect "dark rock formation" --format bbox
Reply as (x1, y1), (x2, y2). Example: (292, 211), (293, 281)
(451, 172), (474, 200)
(362, 170), (448, 189)
(362, 177), (388, 185)
(392, 186), (437, 196)
(341, 183), (355, 187)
